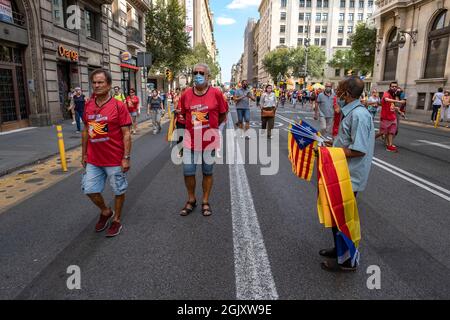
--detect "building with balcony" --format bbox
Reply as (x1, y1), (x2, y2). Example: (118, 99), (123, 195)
(108, 0), (149, 101)
(0, 0), (115, 132)
(255, 0), (375, 87)
(373, 0), (450, 114)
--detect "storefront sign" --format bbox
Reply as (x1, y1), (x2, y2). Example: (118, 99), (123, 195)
(58, 45), (79, 61)
(0, 0), (13, 23)
(120, 51), (132, 63)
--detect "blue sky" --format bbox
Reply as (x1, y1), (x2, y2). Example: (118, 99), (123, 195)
(210, 0), (261, 83)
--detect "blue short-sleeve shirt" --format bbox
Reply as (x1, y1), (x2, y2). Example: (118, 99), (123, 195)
(333, 99), (375, 192)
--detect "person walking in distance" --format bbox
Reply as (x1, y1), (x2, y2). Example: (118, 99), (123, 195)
(71, 87), (87, 133)
(126, 88), (139, 134)
(260, 84), (278, 139)
(147, 90), (164, 134)
(113, 86), (126, 102)
(431, 87), (444, 123)
(81, 69), (132, 237)
(366, 88), (381, 119)
(234, 80), (255, 139)
(315, 83), (335, 137)
(179, 63), (228, 217)
(378, 82), (400, 152)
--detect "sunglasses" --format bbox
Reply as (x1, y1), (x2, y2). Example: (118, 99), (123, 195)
(193, 71), (205, 76)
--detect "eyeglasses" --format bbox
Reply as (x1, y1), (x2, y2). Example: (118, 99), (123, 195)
(193, 71), (205, 76)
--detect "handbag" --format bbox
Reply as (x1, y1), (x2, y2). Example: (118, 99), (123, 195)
(261, 108), (275, 118)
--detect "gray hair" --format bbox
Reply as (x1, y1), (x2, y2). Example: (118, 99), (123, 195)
(193, 63), (210, 75)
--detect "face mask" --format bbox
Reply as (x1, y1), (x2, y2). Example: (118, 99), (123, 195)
(337, 98), (346, 108)
(194, 74), (206, 86)
(325, 88), (332, 94)
(242, 84), (248, 89)
(390, 88), (397, 95)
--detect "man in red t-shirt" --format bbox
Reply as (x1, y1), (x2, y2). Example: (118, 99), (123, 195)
(179, 63), (228, 217)
(125, 88), (139, 134)
(81, 69), (132, 237)
(379, 81), (400, 152)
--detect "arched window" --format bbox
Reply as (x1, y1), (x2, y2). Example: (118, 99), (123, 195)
(424, 10), (450, 79)
(383, 27), (399, 81)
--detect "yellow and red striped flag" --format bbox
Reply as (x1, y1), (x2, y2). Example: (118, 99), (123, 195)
(317, 147), (361, 266)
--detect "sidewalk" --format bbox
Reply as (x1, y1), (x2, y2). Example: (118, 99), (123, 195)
(0, 114), (155, 177)
(400, 111), (450, 128)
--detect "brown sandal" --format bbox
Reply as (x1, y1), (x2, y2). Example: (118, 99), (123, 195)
(201, 203), (212, 216)
(180, 200), (196, 216)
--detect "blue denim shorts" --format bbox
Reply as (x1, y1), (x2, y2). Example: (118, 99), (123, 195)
(81, 163), (128, 195)
(236, 109), (250, 123)
(183, 149), (216, 177)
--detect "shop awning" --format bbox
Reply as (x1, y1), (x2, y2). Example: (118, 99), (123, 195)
(120, 63), (139, 71)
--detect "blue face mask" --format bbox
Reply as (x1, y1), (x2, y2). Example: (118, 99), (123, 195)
(194, 74), (206, 86)
(337, 98), (346, 108)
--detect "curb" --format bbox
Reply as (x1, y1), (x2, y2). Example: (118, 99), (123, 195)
(0, 118), (161, 178)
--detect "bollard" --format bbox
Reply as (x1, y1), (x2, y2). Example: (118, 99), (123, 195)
(56, 125), (68, 172)
(434, 108), (441, 128)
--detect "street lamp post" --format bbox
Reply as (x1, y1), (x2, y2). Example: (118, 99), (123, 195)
(304, 18), (311, 85)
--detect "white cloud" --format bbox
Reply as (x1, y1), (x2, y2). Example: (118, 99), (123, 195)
(216, 17), (237, 26)
(226, 0), (261, 10)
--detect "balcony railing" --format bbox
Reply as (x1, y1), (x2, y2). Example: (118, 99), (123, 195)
(1, 10), (26, 27)
(126, 26), (144, 45)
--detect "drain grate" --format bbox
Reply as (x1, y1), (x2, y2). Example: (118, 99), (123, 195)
(25, 178), (45, 184)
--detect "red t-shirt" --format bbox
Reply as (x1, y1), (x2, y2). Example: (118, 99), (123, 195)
(83, 97), (132, 167)
(332, 96), (341, 137)
(381, 92), (397, 121)
(176, 99), (186, 125)
(126, 95), (139, 113)
(180, 87), (228, 151)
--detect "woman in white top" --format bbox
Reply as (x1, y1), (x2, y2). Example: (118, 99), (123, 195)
(366, 88), (381, 119)
(431, 87), (444, 122)
(260, 84), (278, 139)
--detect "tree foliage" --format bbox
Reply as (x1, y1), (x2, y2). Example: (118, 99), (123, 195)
(262, 46), (326, 82)
(182, 44), (220, 79)
(145, 0), (190, 75)
(350, 22), (377, 75)
(328, 49), (355, 70)
(291, 46), (327, 79)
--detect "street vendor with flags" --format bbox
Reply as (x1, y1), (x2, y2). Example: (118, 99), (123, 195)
(318, 76), (375, 272)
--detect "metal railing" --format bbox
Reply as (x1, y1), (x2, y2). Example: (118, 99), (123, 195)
(126, 26), (143, 44)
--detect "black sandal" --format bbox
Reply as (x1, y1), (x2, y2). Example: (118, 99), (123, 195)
(320, 260), (357, 272)
(201, 203), (212, 216)
(180, 200), (197, 216)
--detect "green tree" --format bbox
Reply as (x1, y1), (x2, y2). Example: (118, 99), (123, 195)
(328, 49), (355, 71)
(291, 46), (327, 79)
(182, 44), (220, 80)
(145, 0), (190, 75)
(262, 47), (293, 83)
(350, 22), (377, 75)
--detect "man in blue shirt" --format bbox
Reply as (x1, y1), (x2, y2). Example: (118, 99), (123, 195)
(320, 76), (375, 272)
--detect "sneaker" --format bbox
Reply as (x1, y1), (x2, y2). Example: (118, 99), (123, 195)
(72, 121), (76, 125)
(386, 145), (398, 152)
(106, 221), (122, 237)
(95, 210), (113, 232)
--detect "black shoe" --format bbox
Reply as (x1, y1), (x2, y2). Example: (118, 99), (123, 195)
(319, 248), (337, 258)
(320, 260), (357, 272)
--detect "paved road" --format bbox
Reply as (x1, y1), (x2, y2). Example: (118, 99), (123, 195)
(1, 102), (449, 299)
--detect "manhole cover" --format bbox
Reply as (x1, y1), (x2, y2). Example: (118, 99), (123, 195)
(25, 178), (45, 184)
(19, 170), (36, 175)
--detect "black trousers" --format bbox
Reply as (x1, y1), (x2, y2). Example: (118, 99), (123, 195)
(431, 105), (440, 121)
(261, 116), (275, 137)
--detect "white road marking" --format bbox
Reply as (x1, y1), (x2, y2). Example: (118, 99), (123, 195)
(372, 158), (450, 202)
(416, 140), (450, 150)
(0, 127), (37, 135)
(226, 116), (279, 300)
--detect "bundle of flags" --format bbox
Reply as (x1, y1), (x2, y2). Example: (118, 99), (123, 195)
(287, 119), (361, 267)
(287, 120), (322, 181)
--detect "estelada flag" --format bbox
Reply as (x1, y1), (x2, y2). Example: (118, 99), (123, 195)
(317, 147), (361, 267)
(287, 121), (319, 181)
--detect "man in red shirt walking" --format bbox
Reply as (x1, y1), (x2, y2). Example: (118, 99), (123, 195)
(379, 82), (400, 152)
(81, 69), (132, 237)
(179, 63), (228, 217)
(126, 88), (140, 134)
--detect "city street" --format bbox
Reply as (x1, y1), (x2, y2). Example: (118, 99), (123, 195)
(1, 102), (449, 300)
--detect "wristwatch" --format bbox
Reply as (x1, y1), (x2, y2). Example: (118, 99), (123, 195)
(123, 155), (131, 160)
